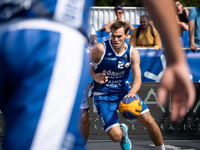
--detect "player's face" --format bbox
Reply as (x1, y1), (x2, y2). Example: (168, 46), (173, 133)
(111, 27), (128, 50)
(140, 17), (149, 30)
(115, 10), (124, 20)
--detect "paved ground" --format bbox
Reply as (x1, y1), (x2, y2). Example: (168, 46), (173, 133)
(0, 135), (199, 150)
(87, 140), (200, 150)
(86, 134), (200, 150)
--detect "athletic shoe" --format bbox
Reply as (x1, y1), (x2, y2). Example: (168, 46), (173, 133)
(120, 123), (132, 150)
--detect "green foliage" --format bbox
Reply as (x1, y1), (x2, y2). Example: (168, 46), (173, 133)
(94, 0), (199, 7)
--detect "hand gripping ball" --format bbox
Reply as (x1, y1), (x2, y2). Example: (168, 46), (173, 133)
(119, 96), (142, 119)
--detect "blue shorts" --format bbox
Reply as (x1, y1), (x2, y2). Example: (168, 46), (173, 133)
(80, 91), (89, 111)
(93, 92), (149, 132)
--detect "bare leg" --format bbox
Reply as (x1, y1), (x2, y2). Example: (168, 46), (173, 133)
(80, 110), (90, 142)
(137, 111), (164, 146)
(107, 125), (123, 142)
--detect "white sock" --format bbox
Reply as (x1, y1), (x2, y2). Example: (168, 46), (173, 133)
(156, 144), (165, 150)
(120, 126), (126, 137)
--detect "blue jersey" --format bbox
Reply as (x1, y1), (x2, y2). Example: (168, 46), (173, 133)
(89, 40), (132, 97)
(0, 0), (93, 37)
(0, 1), (93, 149)
(0, 18), (89, 150)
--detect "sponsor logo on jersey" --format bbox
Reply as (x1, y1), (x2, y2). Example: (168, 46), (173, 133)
(107, 53), (112, 56)
(105, 57), (117, 61)
(124, 54), (128, 60)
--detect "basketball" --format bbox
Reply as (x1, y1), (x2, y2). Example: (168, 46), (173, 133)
(119, 96), (142, 119)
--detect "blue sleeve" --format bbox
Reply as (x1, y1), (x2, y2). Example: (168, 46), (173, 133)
(188, 8), (197, 21)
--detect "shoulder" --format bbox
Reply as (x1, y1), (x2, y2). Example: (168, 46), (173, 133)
(130, 47), (140, 59)
(123, 20), (130, 24)
(189, 7), (198, 14)
(106, 21), (114, 26)
(183, 8), (189, 13)
(92, 42), (105, 53)
(91, 42), (105, 62)
(188, 7), (198, 20)
(131, 28), (138, 35)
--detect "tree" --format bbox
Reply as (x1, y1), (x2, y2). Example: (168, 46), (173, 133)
(94, 0), (142, 7)
(94, 0), (198, 7)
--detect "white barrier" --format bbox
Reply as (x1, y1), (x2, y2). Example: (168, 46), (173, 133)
(90, 7), (194, 30)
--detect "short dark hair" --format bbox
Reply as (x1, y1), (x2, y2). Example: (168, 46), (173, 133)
(140, 15), (149, 20)
(110, 21), (130, 34)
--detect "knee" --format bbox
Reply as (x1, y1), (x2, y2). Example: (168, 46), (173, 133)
(144, 118), (155, 128)
(111, 134), (122, 142)
(145, 119), (160, 133)
(107, 127), (123, 142)
(81, 111), (90, 127)
(139, 114), (157, 129)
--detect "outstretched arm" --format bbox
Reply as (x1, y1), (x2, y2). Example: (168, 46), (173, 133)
(142, 0), (195, 122)
(125, 48), (141, 98)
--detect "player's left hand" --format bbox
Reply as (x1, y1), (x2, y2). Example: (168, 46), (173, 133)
(124, 93), (136, 98)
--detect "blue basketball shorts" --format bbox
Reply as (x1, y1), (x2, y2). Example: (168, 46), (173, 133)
(80, 91), (89, 111)
(93, 91), (149, 132)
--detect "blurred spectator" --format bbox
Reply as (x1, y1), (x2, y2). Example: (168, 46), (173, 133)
(129, 15), (162, 50)
(175, 1), (189, 37)
(188, 7), (200, 52)
(100, 6), (134, 33)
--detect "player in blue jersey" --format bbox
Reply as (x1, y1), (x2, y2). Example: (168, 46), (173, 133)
(89, 21), (165, 150)
(0, 0), (92, 150)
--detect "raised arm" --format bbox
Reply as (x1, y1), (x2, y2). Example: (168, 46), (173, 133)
(125, 21), (135, 31)
(99, 21), (113, 33)
(142, 0), (195, 122)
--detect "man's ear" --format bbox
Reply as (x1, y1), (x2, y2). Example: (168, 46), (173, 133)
(125, 31), (129, 39)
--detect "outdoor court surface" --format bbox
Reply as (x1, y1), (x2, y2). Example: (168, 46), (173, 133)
(86, 134), (200, 150)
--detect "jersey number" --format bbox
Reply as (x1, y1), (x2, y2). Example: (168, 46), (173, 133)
(118, 61), (124, 69)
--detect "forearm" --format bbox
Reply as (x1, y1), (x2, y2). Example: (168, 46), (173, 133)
(189, 21), (195, 45)
(89, 63), (96, 79)
(104, 27), (111, 33)
(92, 35), (98, 44)
(142, 0), (185, 65)
(129, 80), (141, 94)
(189, 30), (195, 46)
